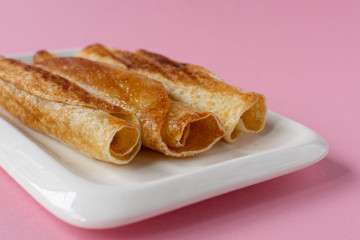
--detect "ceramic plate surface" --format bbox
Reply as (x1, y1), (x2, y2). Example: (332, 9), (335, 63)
(0, 50), (328, 229)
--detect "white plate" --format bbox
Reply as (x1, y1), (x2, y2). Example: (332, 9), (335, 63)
(0, 50), (328, 229)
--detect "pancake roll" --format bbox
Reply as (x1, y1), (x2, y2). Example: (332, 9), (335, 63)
(77, 44), (267, 142)
(0, 57), (141, 164)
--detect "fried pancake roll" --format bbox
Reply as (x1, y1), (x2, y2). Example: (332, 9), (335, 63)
(34, 53), (224, 157)
(77, 44), (266, 142)
(0, 58), (140, 164)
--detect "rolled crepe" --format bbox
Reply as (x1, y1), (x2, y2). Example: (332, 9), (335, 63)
(33, 53), (225, 157)
(0, 58), (141, 164)
(77, 44), (267, 142)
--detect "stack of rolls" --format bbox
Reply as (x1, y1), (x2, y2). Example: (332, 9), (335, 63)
(0, 44), (267, 165)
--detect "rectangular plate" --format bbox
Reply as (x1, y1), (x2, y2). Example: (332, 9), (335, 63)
(0, 50), (328, 229)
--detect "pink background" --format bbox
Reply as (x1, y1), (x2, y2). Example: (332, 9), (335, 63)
(1, 0), (359, 239)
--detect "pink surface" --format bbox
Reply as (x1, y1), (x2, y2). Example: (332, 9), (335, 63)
(0, 0), (359, 239)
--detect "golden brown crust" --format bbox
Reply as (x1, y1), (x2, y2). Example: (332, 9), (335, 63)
(0, 57), (141, 164)
(0, 79), (141, 164)
(0, 58), (128, 114)
(77, 44), (267, 141)
(77, 44), (248, 95)
(34, 56), (169, 133)
(34, 54), (225, 157)
(33, 50), (57, 62)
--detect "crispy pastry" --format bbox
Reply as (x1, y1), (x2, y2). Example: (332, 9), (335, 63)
(0, 58), (141, 164)
(77, 44), (267, 142)
(34, 52), (225, 157)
